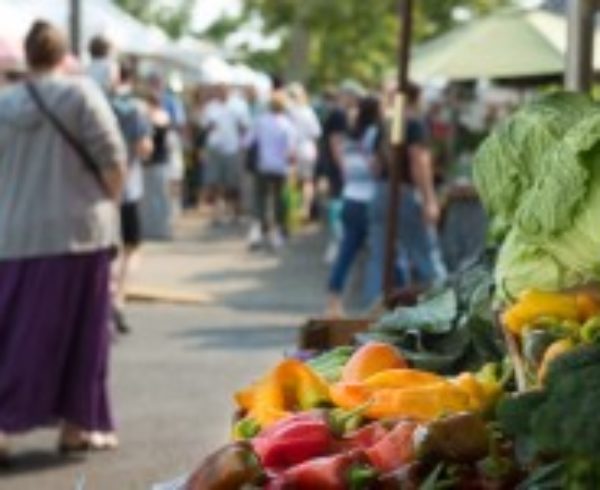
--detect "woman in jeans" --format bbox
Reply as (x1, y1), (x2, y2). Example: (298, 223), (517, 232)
(326, 96), (381, 317)
(0, 21), (126, 457)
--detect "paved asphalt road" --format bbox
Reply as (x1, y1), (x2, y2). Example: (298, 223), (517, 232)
(2, 217), (336, 490)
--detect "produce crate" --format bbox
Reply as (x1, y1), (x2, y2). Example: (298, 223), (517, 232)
(298, 317), (372, 350)
(297, 289), (422, 350)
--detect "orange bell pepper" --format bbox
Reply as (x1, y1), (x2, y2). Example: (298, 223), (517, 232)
(366, 383), (471, 420)
(341, 342), (408, 383)
(363, 369), (444, 389)
(330, 377), (472, 422)
(234, 359), (330, 431)
(537, 338), (575, 384)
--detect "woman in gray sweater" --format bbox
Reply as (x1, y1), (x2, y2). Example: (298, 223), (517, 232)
(0, 21), (126, 458)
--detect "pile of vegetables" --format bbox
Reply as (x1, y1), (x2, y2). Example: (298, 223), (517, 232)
(167, 92), (600, 490)
(186, 343), (516, 490)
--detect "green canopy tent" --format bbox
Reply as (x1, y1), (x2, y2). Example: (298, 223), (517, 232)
(411, 8), (600, 82)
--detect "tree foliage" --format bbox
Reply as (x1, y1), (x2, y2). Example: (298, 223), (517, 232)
(112, 0), (195, 39)
(200, 0), (514, 87)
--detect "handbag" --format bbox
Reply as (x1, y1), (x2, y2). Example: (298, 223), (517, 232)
(25, 81), (110, 197)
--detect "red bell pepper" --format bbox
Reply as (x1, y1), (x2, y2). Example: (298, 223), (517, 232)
(251, 411), (333, 470)
(341, 422), (390, 451)
(366, 420), (419, 473)
(266, 450), (368, 490)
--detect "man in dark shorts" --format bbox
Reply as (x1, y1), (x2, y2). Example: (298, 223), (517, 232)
(109, 62), (153, 333)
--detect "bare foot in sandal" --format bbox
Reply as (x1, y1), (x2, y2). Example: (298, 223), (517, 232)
(58, 423), (90, 454)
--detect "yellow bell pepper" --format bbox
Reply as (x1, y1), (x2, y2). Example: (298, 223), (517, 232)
(452, 371), (501, 414)
(502, 289), (580, 335)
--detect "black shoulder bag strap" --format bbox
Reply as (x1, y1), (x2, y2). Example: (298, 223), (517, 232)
(25, 81), (110, 197)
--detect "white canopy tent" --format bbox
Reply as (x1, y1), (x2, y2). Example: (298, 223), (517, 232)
(198, 57), (271, 95)
(150, 35), (219, 82)
(200, 55), (235, 84)
(0, 0), (173, 58)
(0, 0), (272, 91)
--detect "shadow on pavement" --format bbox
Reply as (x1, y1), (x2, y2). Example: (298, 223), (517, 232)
(1, 450), (84, 478)
(185, 227), (331, 315)
(175, 325), (298, 351)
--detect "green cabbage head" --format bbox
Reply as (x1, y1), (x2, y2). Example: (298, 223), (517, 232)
(473, 92), (600, 299)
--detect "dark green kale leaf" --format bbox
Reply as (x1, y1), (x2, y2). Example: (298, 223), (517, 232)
(498, 345), (600, 458)
(362, 250), (504, 374)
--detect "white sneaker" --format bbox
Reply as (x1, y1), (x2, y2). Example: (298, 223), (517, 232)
(269, 229), (285, 250)
(323, 241), (339, 265)
(247, 223), (263, 249)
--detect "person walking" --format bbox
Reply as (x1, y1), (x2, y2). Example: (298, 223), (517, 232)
(202, 84), (248, 225)
(320, 81), (362, 264)
(140, 92), (173, 239)
(326, 96), (381, 317)
(243, 85), (267, 247)
(252, 92), (296, 249)
(364, 83), (447, 306)
(0, 21), (126, 456)
(110, 62), (153, 335)
(287, 83), (322, 222)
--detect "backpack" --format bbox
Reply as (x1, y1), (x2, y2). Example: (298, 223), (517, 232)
(110, 94), (143, 165)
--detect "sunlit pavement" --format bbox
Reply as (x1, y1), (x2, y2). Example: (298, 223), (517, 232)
(2, 214), (329, 490)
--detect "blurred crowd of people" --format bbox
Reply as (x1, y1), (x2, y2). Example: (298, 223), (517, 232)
(0, 19), (500, 460)
(184, 68), (498, 318)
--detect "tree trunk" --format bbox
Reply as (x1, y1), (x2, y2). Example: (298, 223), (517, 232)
(285, 6), (310, 83)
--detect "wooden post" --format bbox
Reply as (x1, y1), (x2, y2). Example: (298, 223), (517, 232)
(383, 0), (413, 306)
(565, 0), (596, 92)
(70, 0), (81, 57)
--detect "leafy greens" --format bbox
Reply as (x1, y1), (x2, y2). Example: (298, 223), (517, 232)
(473, 92), (600, 299)
(361, 250), (505, 374)
(498, 345), (600, 488)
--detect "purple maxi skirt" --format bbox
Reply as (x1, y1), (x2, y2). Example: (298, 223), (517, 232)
(0, 250), (114, 433)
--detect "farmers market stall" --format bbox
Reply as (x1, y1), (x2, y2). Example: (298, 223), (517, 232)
(156, 1), (600, 489)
